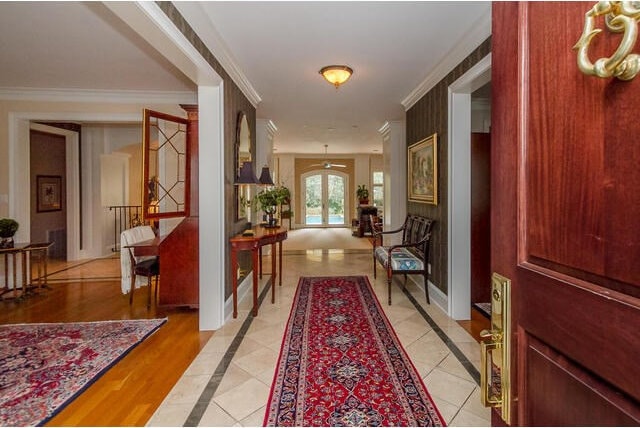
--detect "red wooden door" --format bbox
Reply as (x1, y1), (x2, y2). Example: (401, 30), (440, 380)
(491, 2), (640, 425)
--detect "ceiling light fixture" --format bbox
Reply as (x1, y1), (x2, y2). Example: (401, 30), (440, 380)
(319, 65), (353, 88)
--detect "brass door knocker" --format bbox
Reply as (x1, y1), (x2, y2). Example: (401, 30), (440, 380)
(574, 1), (640, 80)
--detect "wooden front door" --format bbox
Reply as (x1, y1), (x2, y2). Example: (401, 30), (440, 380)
(491, 2), (640, 425)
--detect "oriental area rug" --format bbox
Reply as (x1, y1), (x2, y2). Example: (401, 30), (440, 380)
(264, 276), (445, 426)
(0, 318), (166, 426)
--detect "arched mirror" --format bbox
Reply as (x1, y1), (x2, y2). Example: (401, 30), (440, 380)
(235, 112), (252, 221)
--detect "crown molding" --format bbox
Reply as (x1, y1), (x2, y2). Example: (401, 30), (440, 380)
(172, 2), (262, 108)
(401, 9), (491, 111)
(378, 121), (391, 137)
(0, 87), (197, 104)
(266, 120), (278, 136)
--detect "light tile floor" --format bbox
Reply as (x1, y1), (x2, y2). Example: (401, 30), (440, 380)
(147, 250), (490, 427)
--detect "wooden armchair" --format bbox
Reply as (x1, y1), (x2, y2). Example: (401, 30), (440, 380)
(372, 215), (434, 305)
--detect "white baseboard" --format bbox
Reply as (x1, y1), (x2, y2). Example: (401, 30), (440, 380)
(408, 276), (448, 314)
(224, 270), (272, 322)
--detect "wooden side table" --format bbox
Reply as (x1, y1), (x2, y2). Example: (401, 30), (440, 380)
(230, 226), (287, 318)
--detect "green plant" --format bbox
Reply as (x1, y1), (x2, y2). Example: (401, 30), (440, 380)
(254, 185), (291, 215)
(357, 184), (369, 200)
(0, 218), (19, 238)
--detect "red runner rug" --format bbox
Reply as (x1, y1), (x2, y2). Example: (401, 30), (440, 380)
(0, 318), (166, 426)
(264, 276), (445, 426)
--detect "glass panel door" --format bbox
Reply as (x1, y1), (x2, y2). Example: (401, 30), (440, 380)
(302, 171), (348, 226)
(304, 174), (322, 225)
(327, 173), (345, 225)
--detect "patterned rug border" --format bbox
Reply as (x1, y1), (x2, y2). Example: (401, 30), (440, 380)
(0, 318), (167, 426)
(264, 275), (446, 426)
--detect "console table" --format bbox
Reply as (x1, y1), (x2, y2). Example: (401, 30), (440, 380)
(230, 226), (288, 318)
(1, 242), (52, 300)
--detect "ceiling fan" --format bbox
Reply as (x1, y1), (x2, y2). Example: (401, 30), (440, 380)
(311, 144), (346, 169)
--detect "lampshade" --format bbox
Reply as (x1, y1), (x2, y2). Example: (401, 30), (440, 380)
(235, 161), (259, 184)
(319, 65), (353, 88)
(258, 165), (275, 185)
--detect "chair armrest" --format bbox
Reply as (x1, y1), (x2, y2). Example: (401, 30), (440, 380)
(387, 234), (431, 253)
(375, 226), (405, 237)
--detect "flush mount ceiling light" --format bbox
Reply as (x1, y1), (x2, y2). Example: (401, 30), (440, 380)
(319, 65), (353, 88)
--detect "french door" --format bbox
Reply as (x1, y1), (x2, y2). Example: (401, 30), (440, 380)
(301, 171), (348, 227)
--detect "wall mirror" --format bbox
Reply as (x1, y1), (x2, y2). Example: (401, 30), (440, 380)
(235, 111), (252, 221)
(142, 109), (190, 220)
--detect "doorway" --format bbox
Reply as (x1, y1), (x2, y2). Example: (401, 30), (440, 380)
(448, 53), (491, 320)
(301, 170), (348, 227)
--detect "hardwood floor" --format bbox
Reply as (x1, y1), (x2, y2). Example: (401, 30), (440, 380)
(457, 307), (491, 343)
(0, 258), (212, 426)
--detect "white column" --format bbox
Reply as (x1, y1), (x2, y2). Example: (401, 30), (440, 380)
(198, 84), (225, 330)
(379, 121), (406, 230)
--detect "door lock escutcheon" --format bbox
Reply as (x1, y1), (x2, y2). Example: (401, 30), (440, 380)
(480, 272), (512, 425)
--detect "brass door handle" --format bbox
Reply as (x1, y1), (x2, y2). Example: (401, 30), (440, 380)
(480, 329), (502, 342)
(480, 339), (502, 407)
(479, 273), (512, 425)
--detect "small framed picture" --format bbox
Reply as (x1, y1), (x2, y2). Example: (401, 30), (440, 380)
(37, 175), (63, 212)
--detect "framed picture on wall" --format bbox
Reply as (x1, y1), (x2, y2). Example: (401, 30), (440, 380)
(36, 175), (63, 212)
(408, 133), (438, 205)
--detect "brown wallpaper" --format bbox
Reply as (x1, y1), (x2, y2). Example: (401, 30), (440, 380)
(406, 37), (491, 296)
(158, 3), (256, 298)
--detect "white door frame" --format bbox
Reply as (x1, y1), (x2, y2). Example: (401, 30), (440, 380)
(9, 112), (141, 261)
(447, 53), (491, 320)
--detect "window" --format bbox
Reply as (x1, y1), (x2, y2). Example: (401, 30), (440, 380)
(372, 171), (384, 209)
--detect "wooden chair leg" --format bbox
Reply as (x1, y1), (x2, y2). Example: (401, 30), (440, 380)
(424, 273), (430, 304)
(147, 276), (152, 309)
(129, 275), (135, 305)
(387, 270), (393, 305)
(154, 275), (158, 303)
(373, 256), (377, 279)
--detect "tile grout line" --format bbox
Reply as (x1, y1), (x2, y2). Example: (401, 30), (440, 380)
(401, 286), (481, 385)
(183, 279), (272, 427)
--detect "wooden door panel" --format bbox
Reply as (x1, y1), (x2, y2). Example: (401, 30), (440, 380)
(492, 2), (640, 425)
(524, 334), (639, 426)
(519, 267), (640, 401)
(526, 1), (640, 294)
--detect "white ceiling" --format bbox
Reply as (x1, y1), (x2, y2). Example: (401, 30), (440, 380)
(0, 1), (491, 154)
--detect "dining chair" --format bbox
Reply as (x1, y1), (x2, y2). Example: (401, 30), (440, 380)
(120, 225), (159, 308)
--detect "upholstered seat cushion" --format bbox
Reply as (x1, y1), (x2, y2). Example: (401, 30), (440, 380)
(374, 246), (424, 271)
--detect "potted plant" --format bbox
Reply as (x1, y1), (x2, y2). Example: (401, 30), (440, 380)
(254, 185), (291, 227)
(0, 218), (19, 248)
(357, 184), (370, 205)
